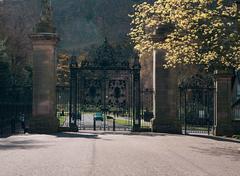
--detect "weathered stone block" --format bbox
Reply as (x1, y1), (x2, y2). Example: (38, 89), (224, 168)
(152, 49), (181, 134)
(214, 70), (234, 136)
(29, 33), (59, 133)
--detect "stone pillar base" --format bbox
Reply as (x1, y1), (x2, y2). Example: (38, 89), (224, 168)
(152, 118), (182, 134)
(69, 123), (79, 132)
(214, 124), (234, 137)
(29, 116), (59, 134)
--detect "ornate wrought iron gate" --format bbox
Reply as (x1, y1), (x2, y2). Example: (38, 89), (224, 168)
(179, 74), (214, 135)
(68, 42), (141, 131)
(0, 86), (32, 136)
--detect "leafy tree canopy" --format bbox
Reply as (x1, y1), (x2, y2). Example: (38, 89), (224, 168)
(129, 0), (240, 69)
(0, 39), (9, 63)
(0, 39), (11, 90)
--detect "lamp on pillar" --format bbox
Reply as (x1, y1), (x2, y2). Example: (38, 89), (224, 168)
(132, 51), (141, 131)
(29, 0), (60, 133)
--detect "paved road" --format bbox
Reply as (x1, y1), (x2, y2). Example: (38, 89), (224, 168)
(0, 133), (240, 176)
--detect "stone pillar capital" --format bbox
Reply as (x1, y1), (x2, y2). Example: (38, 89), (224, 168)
(30, 33), (59, 45)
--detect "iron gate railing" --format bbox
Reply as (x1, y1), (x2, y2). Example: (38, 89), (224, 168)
(0, 86), (32, 137)
(69, 57), (141, 131)
(56, 85), (70, 127)
(179, 74), (214, 135)
(68, 40), (142, 131)
(140, 88), (153, 131)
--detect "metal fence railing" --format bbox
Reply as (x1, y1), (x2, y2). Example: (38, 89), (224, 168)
(0, 86), (32, 137)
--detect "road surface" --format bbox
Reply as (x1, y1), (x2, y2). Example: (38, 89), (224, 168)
(0, 132), (239, 176)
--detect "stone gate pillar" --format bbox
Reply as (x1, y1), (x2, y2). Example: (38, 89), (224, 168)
(214, 70), (233, 136)
(29, 0), (59, 133)
(151, 49), (181, 133)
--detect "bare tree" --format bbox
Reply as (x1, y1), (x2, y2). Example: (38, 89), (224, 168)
(1, 0), (39, 86)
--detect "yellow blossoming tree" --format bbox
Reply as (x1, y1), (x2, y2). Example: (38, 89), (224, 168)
(129, 0), (240, 69)
(57, 53), (70, 86)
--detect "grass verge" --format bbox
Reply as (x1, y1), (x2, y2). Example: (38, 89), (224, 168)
(58, 115), (66, 126)
(115, 118), (131, 126)
(233, 135), (240, 140)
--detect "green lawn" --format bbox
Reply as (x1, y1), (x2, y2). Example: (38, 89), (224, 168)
(233, 135), (240, 140)
(186, 126), (210, 131)
(58, 115), (66, 126)
(114, 118), (151, 127)
(115, 118), (132, 126)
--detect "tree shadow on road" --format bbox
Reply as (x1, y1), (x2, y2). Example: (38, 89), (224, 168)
(76, 130), (186, 137)
(0, 133), (101, 151)
(188, 134), (240, 144)
(0, 144), (48, 150)
(190, 146), (240, 161)
(0, 139), (50, 151)
(52, 132), (100, 139)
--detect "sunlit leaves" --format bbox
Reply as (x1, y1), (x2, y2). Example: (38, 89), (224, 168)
(129, 0), (240, 69)
(57, 53), (70, 86)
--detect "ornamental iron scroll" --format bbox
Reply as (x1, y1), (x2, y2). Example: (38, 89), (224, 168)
(179, 73), (214, 135)
(179, 74), (214, 90)
(69, 40), (141, 130)
(79, 39), (130, 70)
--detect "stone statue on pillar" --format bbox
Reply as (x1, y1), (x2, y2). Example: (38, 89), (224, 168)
(40, 0), (53, 23)
(35, 0), (55, 33)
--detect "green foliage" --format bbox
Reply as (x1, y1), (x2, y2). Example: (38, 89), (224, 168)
(129, 0), (240, 69)
(0, 39), (11, 86)
(57, 53), (70, 86)
(0, 62), (11, 87)
(58, 114), (67, 126)
(0, 39), (9, 63)
(232, 135), (240, 139)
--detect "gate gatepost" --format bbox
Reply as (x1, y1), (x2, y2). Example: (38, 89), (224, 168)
(214, 70), (234, 136)
(29, 0), (59, 133)
(151, 49), (182, 134)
